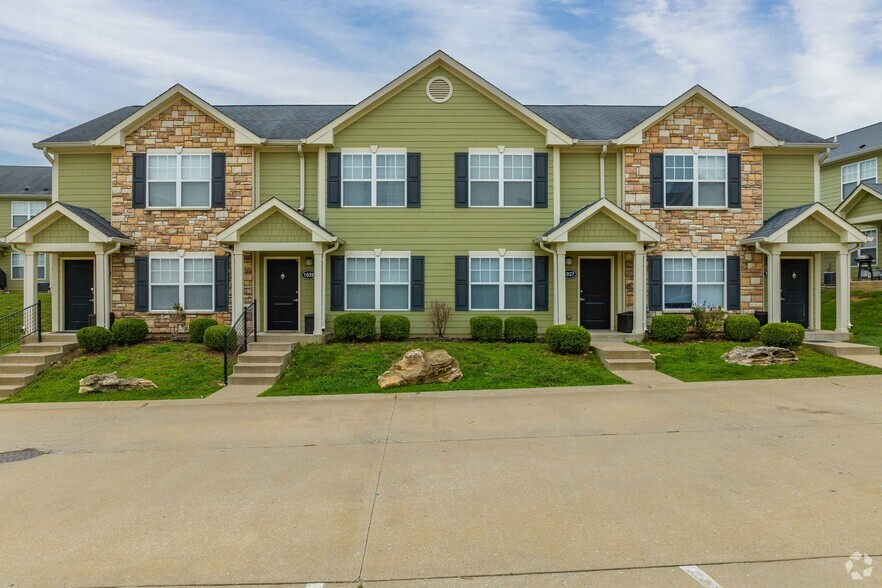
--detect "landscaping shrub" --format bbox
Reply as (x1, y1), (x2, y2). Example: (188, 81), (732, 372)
(651, 314), (689, 342)
(504, 316), (538, 342)
(546, 324), (591, 354)
(188, 317), (218, 343)
(761, 322), (805, 348)
(203, 325), (230, 350)
(111, 317), (149, 346)
(470, 315), (503, 342)
(380, 315), (410, 341)
(334, 312), (376, 342)
(77, 326), (113, 353)
(427, 299), (452, 338)
(690, 305), (724, 339)
(724, 315), (761, 342)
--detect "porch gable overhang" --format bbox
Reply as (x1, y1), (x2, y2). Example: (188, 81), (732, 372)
(743, 202), (868, 245)
(4, 202), (134, 247)
(217, 198), (341, 245)
(536, 199), (661, 245)
(835, 182), (882, 224)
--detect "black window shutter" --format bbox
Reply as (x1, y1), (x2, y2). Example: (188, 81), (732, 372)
(454, 153), (468, 208)
(330, 255), (345, 310)
(727, 153), (742, 208)
(407, 153), (421, 208)
(455, 255), (469, 310)
(534, 255), (549, 311)
(650, 153), (664, 209)
(410, 256), (425, 311)
(211, 153), (226, 208)
(214, 255), (229, 312)
(534, 153), (548, 208)
(132, 153), (147, 209)
(648, 255), (663, 311)
(327, 153), (341, 208)
(726, 255), (741, 311)
(134, 256), (149, 311)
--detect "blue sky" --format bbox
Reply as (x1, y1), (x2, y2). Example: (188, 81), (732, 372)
(2, 0), (882, 164)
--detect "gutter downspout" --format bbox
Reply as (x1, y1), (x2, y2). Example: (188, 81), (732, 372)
(538, 239), (560, 324)
(41, 148), (54, 165)
(754, 242), (774, 321)
(599, 144), (608, 201)
(818, 147), (831, 165)
(321, 239), (341, 332)
(297, 144), (305, 212)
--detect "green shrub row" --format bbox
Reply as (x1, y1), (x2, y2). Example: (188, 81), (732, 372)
(651, 312), (801, 347)
(546, 324), (591, 354)
(723, 315), (760, 342)
(77, 317), (151, 352)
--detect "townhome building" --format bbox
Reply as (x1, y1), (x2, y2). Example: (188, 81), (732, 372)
(0, 166), (52, 291)
(6, 52), (867, 338)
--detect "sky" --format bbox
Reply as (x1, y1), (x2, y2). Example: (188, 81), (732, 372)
(2, 0), (882, 165)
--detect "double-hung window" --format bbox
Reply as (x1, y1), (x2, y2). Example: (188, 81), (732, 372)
(342, 149), (406, 207)
(469, 150), (533, 207)
(149, 254), (214, 311)
(10, 252), (46, 280)
(663, 256), (725, 310)
(852, 229), (878, 266)
(147, 150), (212, 208)
(469, 253), (533, 310)
(664, 150), (727, 208)
(11, 201), (46, 228)
(345, 253), (410, 310)
(841, 159), (877, 199)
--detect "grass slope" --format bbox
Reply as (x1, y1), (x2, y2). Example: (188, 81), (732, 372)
(263, 341), (625, 396)
(822, 289), (882, 350)
(3, 342), (225, 403)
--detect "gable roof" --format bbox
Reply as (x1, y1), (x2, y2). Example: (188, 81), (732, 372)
(745, 202), (866, 244)
(0, 165), (52, 196)
(216, 198), (339, 244)
(538, 198), (661, 243)
(5, 201), (133, 245)
(836, 182), (882, 218)
(824, 121), (882, 164)
(58, 203), (131, 240)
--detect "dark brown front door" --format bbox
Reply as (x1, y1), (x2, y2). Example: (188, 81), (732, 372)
(266, 259), (299, 331)
(579, 258), (612, 330)
(64, 259), (94, 331)
(781, 259), (809, 327)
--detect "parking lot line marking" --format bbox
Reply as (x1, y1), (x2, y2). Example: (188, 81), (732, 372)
(680, 565), (723, 587)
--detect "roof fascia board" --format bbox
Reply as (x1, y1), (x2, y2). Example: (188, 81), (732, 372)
(217, 198), (336, 243)
(765, 204), (868, 243)
(836, 184), (882, 215)
(542, 199), (661, 243)
(823, 144), (882, 165)
(6, 204), (115, 244)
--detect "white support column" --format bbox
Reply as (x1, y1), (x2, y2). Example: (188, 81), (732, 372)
(313, 250), (324, 334)
(768, 251), (781, 323)
(49, 253), (60, 332)
(555, 248), (566, 324)
(633, 251), (647, 335)
(232, 249), (245, 317)
(93, 252), (108, 327)
(812, 252), (822, 330)
(836, 251), (851, 333)
(22, 250), (38, 310)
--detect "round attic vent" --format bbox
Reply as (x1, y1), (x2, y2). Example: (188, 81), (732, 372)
(426, 76), (453, 103)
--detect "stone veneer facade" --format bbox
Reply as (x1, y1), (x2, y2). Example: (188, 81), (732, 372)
(109, 99), (254, 331)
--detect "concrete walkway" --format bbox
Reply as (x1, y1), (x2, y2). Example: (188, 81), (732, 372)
(2, 376), (882, 586)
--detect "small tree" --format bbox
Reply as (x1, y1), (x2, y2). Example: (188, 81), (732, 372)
(169, 303), (186, 341)
(690, 305), (724, 339)
(427, 299), (452, 338)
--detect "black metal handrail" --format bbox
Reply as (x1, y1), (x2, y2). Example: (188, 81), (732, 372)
(223, 301), (257, 384)
(0, 300), (42, 353)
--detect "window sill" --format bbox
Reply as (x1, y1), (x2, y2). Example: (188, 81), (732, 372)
(339, 206), (408, 209)
(145, 207), (213, 211)
(467, 308), (536, 312)
(663, 206), (731, 211)
(343, 309), (410, 312)
(467, 205), (535, 209)
(148, 310), (216, 314)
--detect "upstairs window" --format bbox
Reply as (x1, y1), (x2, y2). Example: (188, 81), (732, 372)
(841, 159), (877, 199)
(10, 252), (46, 281)
(11, 201), (46, 227)
(469, 150), (533, 207)
(147, 150), (211, 208)
(342, 150), (406, 207)
(663, 256), (725, 310)
(664, 150), (727, 208)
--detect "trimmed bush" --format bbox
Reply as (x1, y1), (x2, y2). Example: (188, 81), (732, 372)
(504, 316), (538, 342)
(761, 322), (805, 348)
(334, 312), (376, 342)
(77, 326), (113, 353)
(724, 315), (761, 342)
(651, 314), (689, 342)
(111, 317), (149, 346)
(188, 317), (218, 343)
(380, 315), (410, 341)
(203, 325), (229, 350)
(470, 315), (503, 342)
(546, 324), (591, 354)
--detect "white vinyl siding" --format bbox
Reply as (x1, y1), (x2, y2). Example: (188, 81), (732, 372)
(11, 201), (46, 228)
(469, 252), (534, 310)
(344, 252), (410, 310)
(841, 159), (877, 199)
(147, 150), (211, 208)
(10, 252), (46, 281)
(664, 150), (727, 208)
(663, 256), (725, 310)
(342, 149), (407, 207)
(149, 254), (214, 311)
(468, 149), (533, 207)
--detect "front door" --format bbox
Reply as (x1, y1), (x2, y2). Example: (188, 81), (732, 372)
(579, 258), (612, 330)
(781, 259), (810, 327)
(266, 259), (299, 331)
(64, 259), (94, 331)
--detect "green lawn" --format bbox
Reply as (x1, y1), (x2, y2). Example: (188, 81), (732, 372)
(263, 341), (625, 396)
(640, 341), (881, 382)
(2, 342), (225, 403)
(0, 292), (52, 356)
(822, 288), (882, 350)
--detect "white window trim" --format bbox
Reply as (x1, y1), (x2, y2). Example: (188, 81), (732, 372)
(468, 250), (535, 311)
(661, 252), (727, 312)
(841, 158), (877, 200)
(343, 250), (411, 311)
(468, 148), (535, 208)
(341, 148), (407, 208)
(852, 228), (878, 267)
(11, 200), (47, 228)
(10, 252), (47, 281)
(663, 148), (728, 210)
(148, 252), (215, 313)
(146, 148), (213, 210)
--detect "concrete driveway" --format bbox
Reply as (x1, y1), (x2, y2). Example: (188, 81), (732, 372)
(1, 375), (881, 587)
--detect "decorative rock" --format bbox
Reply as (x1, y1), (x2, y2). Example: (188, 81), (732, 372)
(721, 346), (798, 366)
(377, 349), (463, 389)
(78, 372), (158, 394)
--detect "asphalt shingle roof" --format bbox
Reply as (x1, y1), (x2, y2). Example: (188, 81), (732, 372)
(58, 202), (131, 240)
(215, 105), (353, 141)
(0, 165), (52, 196)
(40, 106), (141, 144)
(747, 203), (814, 240)
(825, 121), (882, 163)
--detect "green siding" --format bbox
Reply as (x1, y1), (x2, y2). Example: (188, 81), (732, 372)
(604, 153), (618, 203)
(568, 211), (637, 243)
(820, 154), (880, 210)
(33, 216), (90, 244)
(0, 196), (52, 289)
(240, 212), (311, 243)
(847, 194), (882, 220)
(559, 152), (600, 217)
(57, 153), (112, 219)
(326, 66), (554, 336)
(787, 216), (840, 244)
(763, 153), (815, 219)
(257, 151), (300, 209)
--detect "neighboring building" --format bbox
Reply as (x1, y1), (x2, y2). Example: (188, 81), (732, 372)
(0, 166), (52, 292)
(5, 52), (866, 336)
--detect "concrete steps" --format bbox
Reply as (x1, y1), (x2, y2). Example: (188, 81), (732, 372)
(591, 342), (656, 371)
(226, 334), (297, 387)
(805, 330), (853, 342)
(0, 333), (77, 399)
(805, 341), (882, 368)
